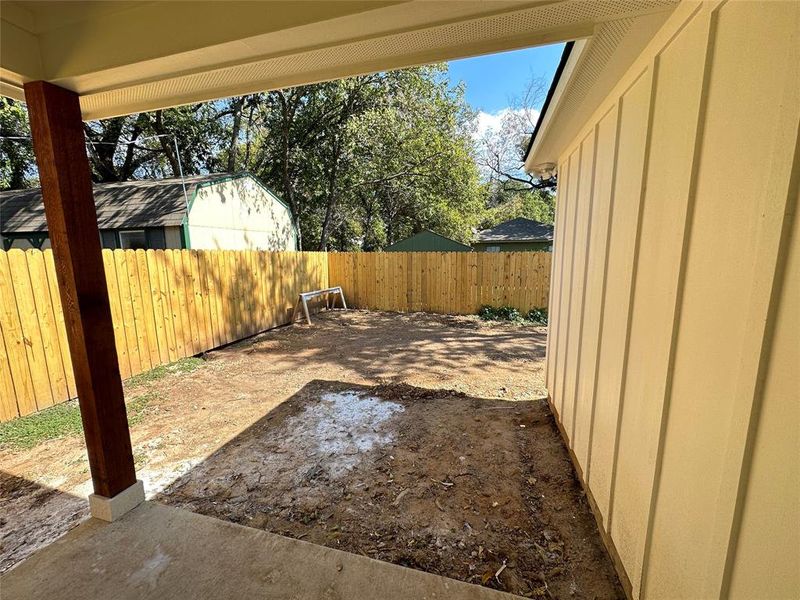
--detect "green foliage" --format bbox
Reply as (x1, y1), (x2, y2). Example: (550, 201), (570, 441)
(0, 98), (37, 190)
(479, 305), (523, 322)
(127, 357), (206, 387)
(238, 66), (484, 250)
(480, 181), (555, 230)
(1, 65), (548, 249)
(478, 305), (548, 325)
(526, 307), (548, 325)
(0, 393), (155, 451)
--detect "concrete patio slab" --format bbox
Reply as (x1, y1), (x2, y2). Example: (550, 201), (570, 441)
(1, 501), (520, 600)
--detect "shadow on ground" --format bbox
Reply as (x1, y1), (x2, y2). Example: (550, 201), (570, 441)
(155, 379), (623, 599)
(0, 472), (87, 573)
(219, 310), (549, 400)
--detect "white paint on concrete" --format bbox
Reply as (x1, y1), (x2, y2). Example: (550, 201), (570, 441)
(129, 545), (171, 591)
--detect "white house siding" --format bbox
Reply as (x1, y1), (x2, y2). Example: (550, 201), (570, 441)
(544, 2), (800, 599)
(186, 176), (297, 251)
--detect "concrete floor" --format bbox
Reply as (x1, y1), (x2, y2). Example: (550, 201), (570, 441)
(2, 501), (520, 599)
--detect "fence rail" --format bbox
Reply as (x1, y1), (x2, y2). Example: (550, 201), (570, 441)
(0, 249), (549, 421)
(328, 251), (550, 315)
(0, 249), (327, 421)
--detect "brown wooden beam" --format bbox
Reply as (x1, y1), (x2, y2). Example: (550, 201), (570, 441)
(24, 81), (136, 498)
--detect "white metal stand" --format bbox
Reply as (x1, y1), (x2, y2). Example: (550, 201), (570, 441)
(291, 286), (347, 325)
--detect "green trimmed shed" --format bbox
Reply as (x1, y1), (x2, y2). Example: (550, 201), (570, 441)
(0, 172), (297, 252)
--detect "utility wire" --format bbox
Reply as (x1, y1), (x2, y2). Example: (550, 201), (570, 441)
(0, 134), (190, 209)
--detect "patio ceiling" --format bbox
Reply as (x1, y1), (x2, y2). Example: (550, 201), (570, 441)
(2, 0), (677, 120)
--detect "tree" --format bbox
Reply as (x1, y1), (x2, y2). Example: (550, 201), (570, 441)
(479, 181), (555, 230)
(236, 66), (483, 251)
(83, 104), (224, 182)
(0, 98), (36, 190)
(337, 66), (483, 251)
(477, 76), (555, 193)
(473, 75), (557, 226)
(0, 64), (488, 248)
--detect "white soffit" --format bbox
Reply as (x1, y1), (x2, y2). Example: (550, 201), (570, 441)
(525, 8), (675, 172)
(1, 0), (677, 120)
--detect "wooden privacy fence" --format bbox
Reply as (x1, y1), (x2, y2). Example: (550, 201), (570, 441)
(0, 249), (549, 421)
(328, 251), (551, 315)
(0, 249), (328, 421)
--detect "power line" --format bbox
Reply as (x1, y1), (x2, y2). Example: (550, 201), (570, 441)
(0, 134), (190, 208)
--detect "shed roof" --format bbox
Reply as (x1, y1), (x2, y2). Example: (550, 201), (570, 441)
(385, 229), (471, 252)
(0, 173), (229, 232)
(476, 218), (554, 243)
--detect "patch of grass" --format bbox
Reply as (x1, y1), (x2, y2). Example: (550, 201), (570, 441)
(478, 305), (548, 326)
(127, 357), (206, 387)
(0, 392), (158, 451)
(0, 401), (84, 451)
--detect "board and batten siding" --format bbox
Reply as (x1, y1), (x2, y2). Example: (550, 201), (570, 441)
(545, 2), (799, 599)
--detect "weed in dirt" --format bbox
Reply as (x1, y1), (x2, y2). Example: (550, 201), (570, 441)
(0, 393), (157, 451)
(127, 392), (158, 426)
(133, 450), (149, 468)
(478, 305), (548, 325)
(127, 357), (206, 387)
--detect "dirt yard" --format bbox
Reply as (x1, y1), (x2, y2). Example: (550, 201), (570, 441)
(0, 310), (623, 598)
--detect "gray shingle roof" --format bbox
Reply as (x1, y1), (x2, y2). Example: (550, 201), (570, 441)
(0, 174), (229, 232)
(476, 217), (554, 243)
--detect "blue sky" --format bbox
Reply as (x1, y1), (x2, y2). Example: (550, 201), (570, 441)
(447, 43), (564, 114)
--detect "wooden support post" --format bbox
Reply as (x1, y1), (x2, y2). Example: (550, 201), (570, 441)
(24, 81), (136, 499)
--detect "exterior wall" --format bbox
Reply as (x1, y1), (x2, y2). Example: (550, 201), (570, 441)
(545, 2), (800, 599)
(164, 226), (183, 249)
(5, 227), (182, 250)
(186, 175), (297, 251)
(473, 241), (551, 252)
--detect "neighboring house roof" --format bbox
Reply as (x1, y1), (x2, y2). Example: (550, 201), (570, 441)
(0, 173), (230, 232)
(476, 218), (554, 243)
(385, 230), (472, 252)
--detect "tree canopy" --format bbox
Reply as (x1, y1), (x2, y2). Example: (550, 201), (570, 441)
(0, 64), (554, 250)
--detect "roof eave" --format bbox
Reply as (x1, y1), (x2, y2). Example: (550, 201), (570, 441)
(523, 8), (677, 175)
(523, 38), (588, 175)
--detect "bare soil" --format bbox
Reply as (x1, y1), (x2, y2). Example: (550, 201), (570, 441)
(0, 310), (623, 598)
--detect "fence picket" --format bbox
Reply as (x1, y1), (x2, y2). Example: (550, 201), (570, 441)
(327, 251), (550, 316)
(0, 251), (37, 416)
(43, 250), (76, 397)
(25, 250), (68, 405)
(7, 249), (53, 410)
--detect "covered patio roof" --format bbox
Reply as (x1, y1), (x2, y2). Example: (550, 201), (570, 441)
(0, 2), (678, 597)
(2, 0), (677, 119)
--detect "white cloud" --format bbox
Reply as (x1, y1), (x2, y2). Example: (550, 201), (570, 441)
(473, 107), (540, 140)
